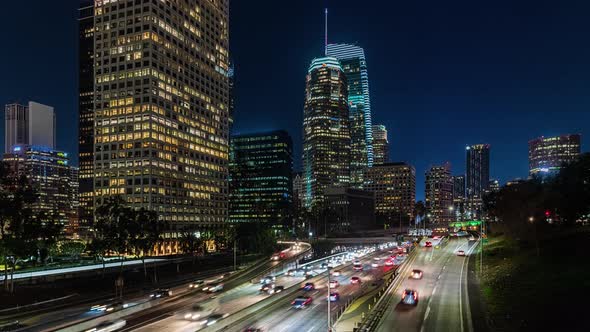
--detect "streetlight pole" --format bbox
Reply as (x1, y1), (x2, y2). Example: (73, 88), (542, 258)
(327, 265), (331, 331)
(233, 239), (237, 272)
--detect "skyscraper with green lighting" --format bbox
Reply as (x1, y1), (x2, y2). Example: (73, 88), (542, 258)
(229, 130), (293, 228)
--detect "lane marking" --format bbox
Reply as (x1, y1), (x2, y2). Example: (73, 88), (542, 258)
(424, 305), (431, 320)
(459, 237), (479, 332)
(432, 286), (437, 296)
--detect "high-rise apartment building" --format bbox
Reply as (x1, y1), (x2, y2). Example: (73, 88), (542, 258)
(326, 43), (373, 185)
(3, 145), (78, 233)
(365, 162), (415, 226)
(229, 131), (293, 228)
(303, 57), (350, 208)
(372, 124), (389, 165)
(5, 101), (55, 153)
(425, 164), (454, 224)
(78, 0), (95, 232)
(528, 134), (581, 176)
(91, 0), (230, 233)
(466, 144), (490, 217)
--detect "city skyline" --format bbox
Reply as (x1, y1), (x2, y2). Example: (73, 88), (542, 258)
(1, 1), (590, 201)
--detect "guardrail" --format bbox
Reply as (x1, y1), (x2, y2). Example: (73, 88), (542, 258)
(352, 246), (420, 331)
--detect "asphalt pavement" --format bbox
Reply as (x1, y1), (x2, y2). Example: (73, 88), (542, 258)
(223, 249), (395, 332)
(376, 237), (478, 332)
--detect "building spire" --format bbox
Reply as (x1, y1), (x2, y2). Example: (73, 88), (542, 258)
(324, 8), (328, 55)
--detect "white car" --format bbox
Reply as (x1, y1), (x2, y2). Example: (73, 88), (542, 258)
(331, 270), (341, 277)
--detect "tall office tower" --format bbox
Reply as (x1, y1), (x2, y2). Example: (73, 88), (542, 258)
(67, 167), (80, 237)
(4, 103), (28, 153)
(78, 0), (95, 232)
(528, 134), (581, 176)
(349, 104), (367, 188)
(365, 162), (416, 227)
(229, 131), (293, 228)
(92, 0), (230, 235)
(293, 172), (304, 210)
(228, 59), (235, 133)
(452, 175), (466, 217)
(303, 57), (351, 209)
(425, 164), (454, 224)
(5, 101), (55, 153)
(372, 124), (389, 165)
(3, 145), (77, 232)
(327, 43), (373, 173)
(466, 144), (490, 218)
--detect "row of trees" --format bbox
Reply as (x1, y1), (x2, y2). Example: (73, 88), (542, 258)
(483, 153), (590, 253)
(0, 158), (280, 293)
(0, 164), (66, 292)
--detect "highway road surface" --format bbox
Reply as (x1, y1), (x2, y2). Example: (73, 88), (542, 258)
(18, 243), (308, 331)
(376, 236), (479, 332)
(220, 248), (401, 332)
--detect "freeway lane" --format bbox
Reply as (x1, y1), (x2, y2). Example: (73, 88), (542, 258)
(28, 243), (307, 332)
(376, 237), (478, 332)
(224, 249), (399, 332)
(114, 244), (310, 332)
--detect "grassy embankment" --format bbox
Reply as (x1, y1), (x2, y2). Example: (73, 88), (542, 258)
(477, 228), (590, 331)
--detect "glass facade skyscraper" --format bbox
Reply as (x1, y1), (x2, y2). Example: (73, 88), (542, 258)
(229, 131), (293, 228)
(466, 144), (490, 218)
(303, 57), (351, 209)
(326, 44), (374, 178)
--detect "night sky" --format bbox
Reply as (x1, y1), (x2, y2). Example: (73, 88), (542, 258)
(1, 0), (590, 200)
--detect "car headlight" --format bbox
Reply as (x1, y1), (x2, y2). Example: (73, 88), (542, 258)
(184, 313), (192, 319)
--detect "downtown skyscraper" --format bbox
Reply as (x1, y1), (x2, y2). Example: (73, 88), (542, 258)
(372, 124), (389, 165)
(528, 134), (581, 176)
(78, 0), (95, 231)
(466, 144), (490, 218)
(303, 57), (351, 209)
(326, 43), (373, 188)
(84, 0), (230, 235)
(229, 130), (293, 228)
(425, 164), (454, 224)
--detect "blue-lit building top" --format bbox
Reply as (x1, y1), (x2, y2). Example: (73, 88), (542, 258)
(326, 43), (374, 168)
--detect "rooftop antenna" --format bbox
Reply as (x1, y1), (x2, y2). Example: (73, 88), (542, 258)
(324, 8), (328, 55)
